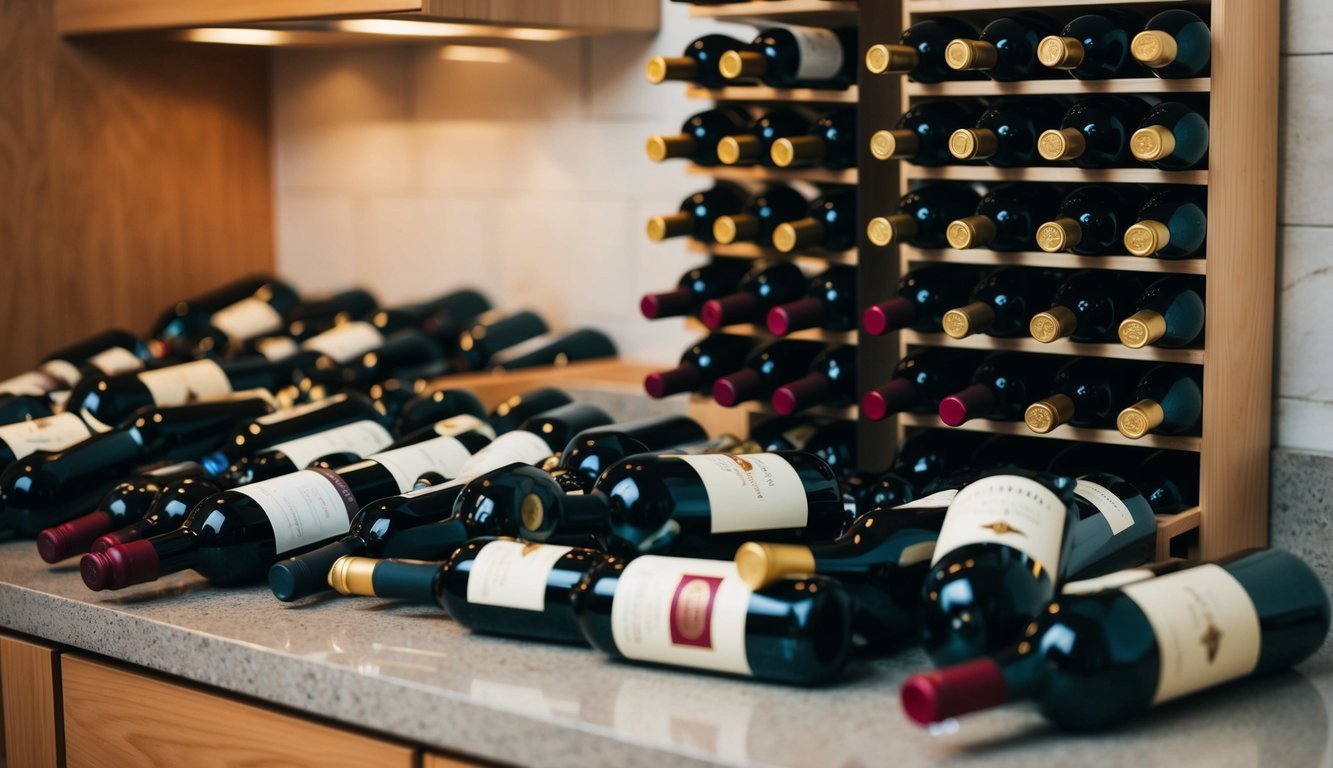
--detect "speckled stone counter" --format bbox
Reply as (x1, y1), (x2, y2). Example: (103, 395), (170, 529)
(1, 536), (1331, 768)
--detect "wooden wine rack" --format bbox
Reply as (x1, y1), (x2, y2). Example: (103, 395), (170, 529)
(669, 0), (1275, 561)
(860, 0), (1277, 560)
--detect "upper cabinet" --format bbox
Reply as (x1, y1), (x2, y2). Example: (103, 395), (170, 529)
(56, 0), (660, 40)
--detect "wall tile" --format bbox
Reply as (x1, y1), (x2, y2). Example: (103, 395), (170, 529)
(358, 195), (502, 306)
(1280, 54), (1333, 226)
(413, 41), (583, 122)
(274, 195), (359, 293)
(1283, 0), (1333, 55)
(1276, 225), (1333, 402)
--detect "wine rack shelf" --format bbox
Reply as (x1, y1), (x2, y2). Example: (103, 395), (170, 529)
(688, 0), (859, 23)
(860, 0), (1278, 559)
(898, 246), (1207, 275)
(687, 86), (860, 105)
(906, 77), (1211, 97)
(687, 241), (859, 265)
(685, 317), (857, 346)
(687, 164), (859, 186)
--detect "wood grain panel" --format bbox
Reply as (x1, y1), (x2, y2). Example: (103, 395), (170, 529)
(57, 0), (423, 33)
(0, 635), (61, 768)
(0, 0), (274, 376)
(433, 359), (652, 410)
(420, 0), (658, 32)
(424, 753), (487, 768)
(61, 655), (414, 768)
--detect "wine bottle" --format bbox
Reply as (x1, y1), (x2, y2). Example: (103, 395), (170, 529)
(646, 185), (748, 242)
(572, 556), (853, 684)
(645, 34), (749, 88)
(867, 184), (980, 249)
(640, 259), (754, 320)
(766, 265), (857, 335)
(1029, 269), (1145, 343)
(489, 387), (573, 435)
(736, 489), (955, 645)
(1123, 188), (1207, 259)
(0, 412), (94, 468)
(0, 396), (54, 427)
(1131, 102), (1209, 170)
(904, 549), (1329, 729)
(391, 388), (489, 437)
(771, 345), (858, 415)
(1130, 449), (1199, 515)
(179, 280), (301, 359)
(719, 26), (858, 89)
(1063, 471), (1158, 578)
(862, 348), (982, 422)
(521, 452), (849, 557)
(201, 392), (389, 478)
(451, 310), (551, 372)
(946, 184), (1066, 251)
(283, 288), (379, 341)
(267, 428), (559, 601)
(553, 415), (708, 493)
(148, 275), (273, 354)
(920, 470), (1080, 665)
(716, 109), (808, 166)
(69, 356), (294, 433)
(36, 461), (206, 563)
(1133, 10), (1211, 78)
(1119, 277), (1206, 350)
(644, 334), (764, 399)
(0, 393), (275, 537)
(1060, 558), (1199, 596)
(888, 430), (986, 488)
(938, 352), (1064, 426)
(862, 264), (987, 336)
(849, 470), (916, 515)
(1036, 11), (1149, 80)
(486, 329), (616, 371)
(711, 340), (826, 407)
(1117, 364), (1203, 438)
(949, 98), (1066, 167)
(772, 190), (858, 254)
(866, 19), (982, 84)
(1024, 357), (1140, 434)
(81, 434), (493, 590)
(221, 419), (412, 486)
(386, 415), (495, 454)
(753, 418), (858, 479)
(92, 475), (223, 553)
(945, 15), (1062, 82)
(331, 540), (616, 645)
(711, 186), (807, 246)
(770, 110), (857, 170)
(942, 267), (1066, 339)
(870, 101), (986, 166)
(0, 329), (148, 406)
(699, 261), (807, 330)
(1037, 96), (1152, 168)
(404, 289), (495, 355)
(1037, 185), (1144, 255)
(646, 108), (749, 165)
(518, 403), (614, 459)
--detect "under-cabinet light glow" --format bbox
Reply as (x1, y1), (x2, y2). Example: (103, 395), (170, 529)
(337, 19), (573, 41)
(180, 28), (294, 45)
(440, 45), (513, 63)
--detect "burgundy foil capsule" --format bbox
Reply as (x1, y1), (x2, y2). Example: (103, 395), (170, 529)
(901, 658), (1010, 726)
(81, 540), (161, 591)
(861, 379), (918, 422)
(767, 298), (827, 336)
(712, 369), (764, 407)
(700, 293), (760, 330)
(36, 510), (115, 564)
(644, 364), (702, 399)
(938, 383), (996, 427)
(771, 374), (831, 415)
(862, 297), (918, 336)
(640, 288), (694, 320)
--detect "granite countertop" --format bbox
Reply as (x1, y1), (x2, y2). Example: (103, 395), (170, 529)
(0, 539), (1330, 768)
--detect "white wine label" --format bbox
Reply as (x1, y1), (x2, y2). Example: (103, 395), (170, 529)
(254, 394), (347, 425)
(255, 336), (300, 362)
(302, 321), (384, 363)
(457, 430), (552, 478)
(85, 346), (144, 376)
(670, 453), (808, 534)
(486, 334), (555, 369)
(1075, 480), (1136, 535)
(0, 412), (91, 460)
(432, 414), (495, 440)
(788, 25), (845, 81)
(237, 469), (357, 554)
(931, 475), (1068, 577)
(372, 436), (476, 492)
(137, 359), (232, 406)
(1062, 568), (1156, 596)
(0, 370), (58, 397)
(1122, 564), (1262, 705)
(465, 540), (573, 612)
(39, 359), (82, 389)
(210, 298), (284, 342)
(611, 556), (752, 677)
(893, 488), (960, 510)
(272, 420), (393, 468)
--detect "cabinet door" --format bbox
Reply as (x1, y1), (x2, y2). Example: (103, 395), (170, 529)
(61, 655), (415, 768)
(0, 635), (62, 768)
(57, 1), (424, 33)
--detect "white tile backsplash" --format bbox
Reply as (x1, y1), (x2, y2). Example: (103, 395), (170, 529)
(273, 1), (1333, 451)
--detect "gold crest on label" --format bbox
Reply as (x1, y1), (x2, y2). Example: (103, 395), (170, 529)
(981, 521), (1024, 536)
(1201, 622), (1223, 662)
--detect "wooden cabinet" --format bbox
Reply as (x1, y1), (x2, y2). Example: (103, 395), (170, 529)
(0, 635), (62, 768)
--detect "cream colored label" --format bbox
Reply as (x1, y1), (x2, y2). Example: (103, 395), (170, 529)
(931, 475), (1067, 577)
(85, 346), (143, 376)
(893, 488), (959, 510)
(39, 359), (82, 389)
(670, 453), (808, 534)
(1062, 568), (1155, 596)
(788, 26), (845, 81)
(254, 394), (347, 426)
(237, 470), (353, 554)
(272, 420), (393, 468)
(1123, 564), (1262, 705)
(486, 334), (555, 369)
(457, 430), (552, 478)
(1075, 479), (1135, 535)
(465, 540), (573, 612)
(432, 414), (495, 440)
(211, 298), (284, 341)
(302, 321), (384, 363)
(136, 359), (232, 406)
(255, 336), (300, 362)
(610, 556), (752, 677)
(0, 371), (57, 397)
(372, 436), (476, 491)
(0, 412), (91, 460)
